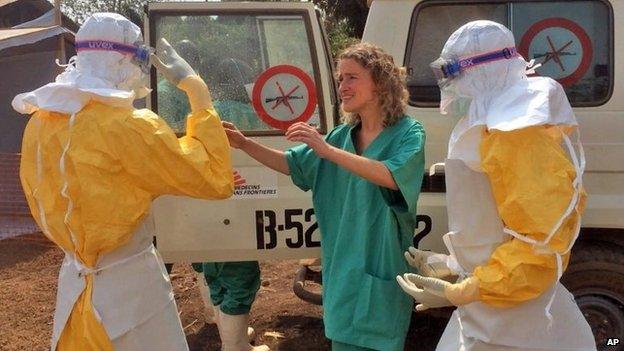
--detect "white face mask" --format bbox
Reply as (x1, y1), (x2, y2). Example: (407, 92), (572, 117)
(116, 58), (149, 97)
(440, 84), (472, 117)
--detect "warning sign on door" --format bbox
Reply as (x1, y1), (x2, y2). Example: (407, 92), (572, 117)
(519, 17), (592, 87)
(251, 65), (317, 131)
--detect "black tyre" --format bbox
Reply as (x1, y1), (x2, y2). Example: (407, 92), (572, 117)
(562, 242), (624, 351)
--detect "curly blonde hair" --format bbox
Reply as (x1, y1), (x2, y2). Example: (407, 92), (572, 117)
(337, 42), (409, 126)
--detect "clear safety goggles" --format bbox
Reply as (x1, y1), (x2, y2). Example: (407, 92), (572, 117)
(75, 40), (154, 73)
(430, 47), (518, 87)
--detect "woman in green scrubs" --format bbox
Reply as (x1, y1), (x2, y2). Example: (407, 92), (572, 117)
(223, 42), (426, 351)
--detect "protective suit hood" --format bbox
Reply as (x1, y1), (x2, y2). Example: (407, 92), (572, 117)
(12, 13), (149, 115)
(440, 20), (576, 131)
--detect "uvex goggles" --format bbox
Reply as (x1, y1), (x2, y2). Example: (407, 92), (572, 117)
(430, 47), (518, 87)
(75, 40), (154, 73)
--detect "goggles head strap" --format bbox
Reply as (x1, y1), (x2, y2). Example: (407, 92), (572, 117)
(75, 40), (152, 62)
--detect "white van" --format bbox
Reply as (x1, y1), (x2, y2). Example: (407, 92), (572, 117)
(146, 0), (623, 347)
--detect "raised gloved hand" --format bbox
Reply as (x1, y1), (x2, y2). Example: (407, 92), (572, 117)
(404, 246), (453, 278)
(150, 38), (196, 85)
(150, 38), (212, 111)
(396, 274), (453, 311)
(398, 273), (480, 307)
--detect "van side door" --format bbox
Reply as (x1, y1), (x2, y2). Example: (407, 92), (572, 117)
(145, 2), (337, 262)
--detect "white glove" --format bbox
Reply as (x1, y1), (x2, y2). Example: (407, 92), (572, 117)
(396, 274), (453, 311)
(151, 38), (212, 112)
(400, 273), (480, 307)
(150, 38), (197, 85)
(404, 246), (453, 278)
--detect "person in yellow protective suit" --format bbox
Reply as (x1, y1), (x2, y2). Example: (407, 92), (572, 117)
(396, 21), (596, 351)
(12, 13), (233, 351)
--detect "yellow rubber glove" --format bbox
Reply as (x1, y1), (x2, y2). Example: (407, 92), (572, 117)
(402, 274), (480, 306)
(404, 246), (454, 279)
(396, 274), (454, 311)
(150, 38), (212, 111)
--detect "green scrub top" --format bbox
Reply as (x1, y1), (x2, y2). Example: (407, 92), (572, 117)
(286, 116), (425, 351)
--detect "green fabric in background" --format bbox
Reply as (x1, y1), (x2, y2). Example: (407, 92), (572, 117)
(156, 79), (269, 133)
(202, 261), (261, 315)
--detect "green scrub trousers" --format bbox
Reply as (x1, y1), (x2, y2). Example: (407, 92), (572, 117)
(195, 261), (261, 315)
(332, 341), (376, 351)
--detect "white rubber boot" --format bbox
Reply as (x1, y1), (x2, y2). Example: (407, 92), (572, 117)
(213, 305), (255, 342)
(196, 272), (216, 323)
(247, 326), (256, 341)
(219, 313), (270, 351)
(213, 305), (223, 341)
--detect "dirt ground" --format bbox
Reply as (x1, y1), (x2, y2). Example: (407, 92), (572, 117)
(0, 233), (449, 351)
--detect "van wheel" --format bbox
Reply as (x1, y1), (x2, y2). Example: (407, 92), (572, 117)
(561, 242), (624, 350)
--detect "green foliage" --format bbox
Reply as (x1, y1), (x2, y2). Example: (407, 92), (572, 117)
(61, 0), (145, 27)
(326, 18), (360, 58)
(311, 0), (367, 57)
(312, 0), (368, 37)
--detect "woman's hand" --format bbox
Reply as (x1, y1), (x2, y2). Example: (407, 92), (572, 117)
(285, 122), (333, 158)
(222, 121), (247, 149)
(286, 122), (398, 189)
(222, 121), (289, 174)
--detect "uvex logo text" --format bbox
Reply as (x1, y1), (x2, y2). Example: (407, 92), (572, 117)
(87, 41), (115, 50)
(459, 59), (474, 67)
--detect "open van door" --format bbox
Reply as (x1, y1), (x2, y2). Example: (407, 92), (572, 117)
(145, 2), (337, 263)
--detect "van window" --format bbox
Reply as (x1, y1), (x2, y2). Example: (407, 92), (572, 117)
(152, 13), (322, 134)
(406, 0), (612, 107)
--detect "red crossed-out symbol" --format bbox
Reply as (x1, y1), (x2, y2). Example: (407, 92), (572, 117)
(519, 18), (592, 87)
(252, 65), (317, 131)
(271, 82), (301, 115)
(541, 35), (574, 72)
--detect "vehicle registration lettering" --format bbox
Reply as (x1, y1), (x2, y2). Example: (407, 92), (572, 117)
(255, 209), (320, 249)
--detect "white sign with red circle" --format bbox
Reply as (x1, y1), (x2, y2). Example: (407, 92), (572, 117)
(252, 65), (317, 131)
(519, 18), (593, 87)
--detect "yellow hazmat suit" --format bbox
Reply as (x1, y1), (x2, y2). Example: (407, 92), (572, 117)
(474, 125), (586, 307)
(14, 13), (233, 351)
(397, 20), (595, 351)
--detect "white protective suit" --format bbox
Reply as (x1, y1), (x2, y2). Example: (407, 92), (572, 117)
(408, 21), (596, 351)
(13, 13), (233, 351)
